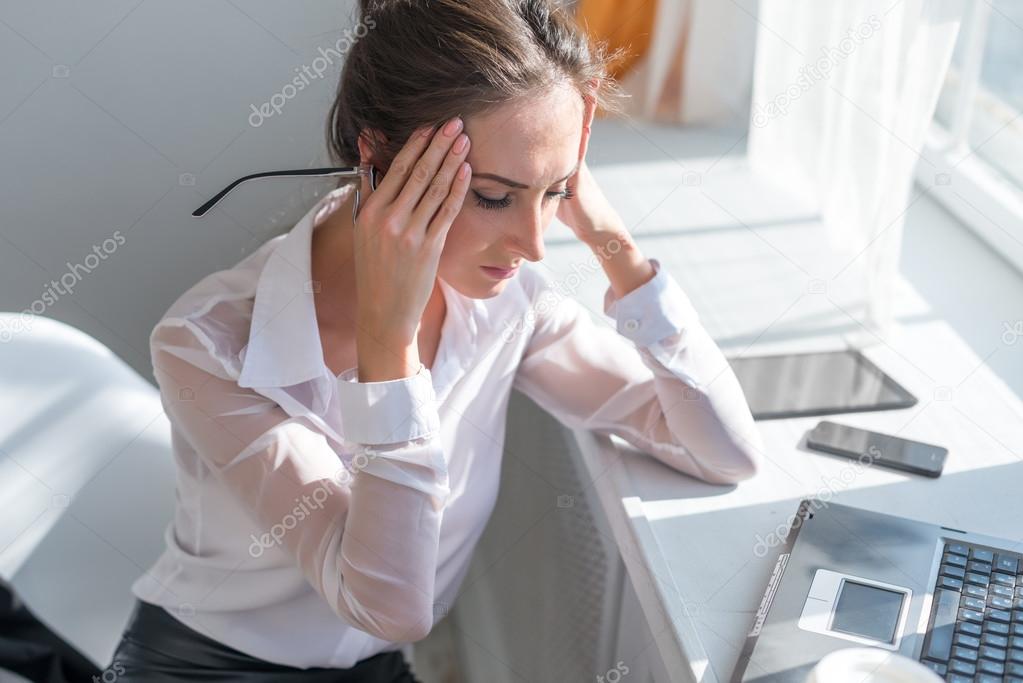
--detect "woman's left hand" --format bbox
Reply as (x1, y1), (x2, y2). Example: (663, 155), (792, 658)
(556, 85), (629, 250)
(556, 82), (657, 298)
(556, 158), (628, 249)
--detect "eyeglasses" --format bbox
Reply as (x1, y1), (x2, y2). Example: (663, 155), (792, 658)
(191, 165), (382, 222)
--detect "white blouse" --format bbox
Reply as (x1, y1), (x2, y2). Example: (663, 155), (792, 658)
(132, 183), (763, 669)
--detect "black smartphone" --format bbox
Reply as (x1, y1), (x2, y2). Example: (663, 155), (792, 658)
(806, 420), (948, 477)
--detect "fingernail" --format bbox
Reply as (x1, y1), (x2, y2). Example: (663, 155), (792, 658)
(443, 117), (463, 137)
(421, 126), (433, 138)
(453, 133), (469, 153)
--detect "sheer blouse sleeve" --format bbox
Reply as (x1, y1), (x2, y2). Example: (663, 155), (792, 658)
(150, 320), (447, 643)
(512, 259), (763, 485)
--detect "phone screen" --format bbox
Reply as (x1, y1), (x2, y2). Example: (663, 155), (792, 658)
(806, 421), (947, 477)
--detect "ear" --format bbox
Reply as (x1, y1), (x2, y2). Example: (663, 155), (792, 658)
(357, 128), (388, 168)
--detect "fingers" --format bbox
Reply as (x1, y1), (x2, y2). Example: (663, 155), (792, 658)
(360, 116), (469, 241)
(426, 159), (471, 246)
(410, 128), (470, 234)
(579, 103), (596, 163)
(395, 116), (465, 214)
(368, 123), (437, 206)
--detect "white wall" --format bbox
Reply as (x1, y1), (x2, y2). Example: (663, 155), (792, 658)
(0, 0), (361, 380)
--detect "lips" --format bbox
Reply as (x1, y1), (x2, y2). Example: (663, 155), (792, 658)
(480, 265), (519, 280)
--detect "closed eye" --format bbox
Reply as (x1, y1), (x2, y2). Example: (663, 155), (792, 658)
(472, 187), (575, 211)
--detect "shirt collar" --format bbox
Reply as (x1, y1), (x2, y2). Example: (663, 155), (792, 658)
(237, 184), (493, 393)
(237, 185), (352, 389)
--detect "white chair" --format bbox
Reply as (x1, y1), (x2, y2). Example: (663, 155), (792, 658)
(0, 313), (176, 669)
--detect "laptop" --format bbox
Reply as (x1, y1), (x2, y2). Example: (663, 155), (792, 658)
(731, 500), (1023, 682)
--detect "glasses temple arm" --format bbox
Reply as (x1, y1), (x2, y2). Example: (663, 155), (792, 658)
(191, 167), (368, 218)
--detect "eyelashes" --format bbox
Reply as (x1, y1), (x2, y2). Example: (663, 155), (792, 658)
(473, 192), (512, 211)
(473, 187), (576, 211)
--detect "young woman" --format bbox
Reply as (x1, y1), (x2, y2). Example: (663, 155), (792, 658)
(108, 0), (762, 680)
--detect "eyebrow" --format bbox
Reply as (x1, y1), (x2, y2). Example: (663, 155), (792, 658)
(471, 160), (580, 189)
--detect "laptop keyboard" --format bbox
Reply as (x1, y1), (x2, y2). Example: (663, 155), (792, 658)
(920, 542), (1023, 682)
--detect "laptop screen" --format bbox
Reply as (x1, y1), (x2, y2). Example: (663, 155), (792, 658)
(829, 580), (905, 643)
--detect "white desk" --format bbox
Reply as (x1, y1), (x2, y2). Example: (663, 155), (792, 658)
(544, 122), (1023, 682)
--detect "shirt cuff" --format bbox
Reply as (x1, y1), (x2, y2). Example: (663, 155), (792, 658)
(335, 364), (441, 445)
(603, 258), (700, 347)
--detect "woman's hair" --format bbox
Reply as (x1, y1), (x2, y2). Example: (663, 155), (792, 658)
(326, 0), (627, 170)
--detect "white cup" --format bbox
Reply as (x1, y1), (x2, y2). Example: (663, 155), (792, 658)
(805, 648), (943, 683)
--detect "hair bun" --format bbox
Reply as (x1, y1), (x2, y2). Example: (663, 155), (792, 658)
(326, 0), (625, 168)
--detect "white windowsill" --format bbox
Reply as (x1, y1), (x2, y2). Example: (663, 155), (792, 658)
(917, 123), (1023, 279)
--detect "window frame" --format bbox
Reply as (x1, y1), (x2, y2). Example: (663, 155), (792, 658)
(916, 0), (1023, 274)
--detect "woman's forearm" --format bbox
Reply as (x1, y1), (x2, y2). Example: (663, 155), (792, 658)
(586, 228), (656, 300)
(356, 327), (421, 382)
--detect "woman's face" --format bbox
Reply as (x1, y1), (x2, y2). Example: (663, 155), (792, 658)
(437, 84), (585, 299)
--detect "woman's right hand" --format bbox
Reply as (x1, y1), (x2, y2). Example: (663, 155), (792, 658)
(352, 116), (472, 382)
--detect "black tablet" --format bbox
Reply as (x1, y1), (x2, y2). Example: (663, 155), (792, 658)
(725, 349), (917, 421)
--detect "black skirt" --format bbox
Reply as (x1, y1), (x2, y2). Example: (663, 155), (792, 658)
(104, 600), (420, 682)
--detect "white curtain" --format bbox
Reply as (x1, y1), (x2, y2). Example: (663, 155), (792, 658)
(748, 0), (965, 337)
(619, 0), (758, 127)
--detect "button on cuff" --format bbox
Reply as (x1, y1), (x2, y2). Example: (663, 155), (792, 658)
(604, 258), (699, 347)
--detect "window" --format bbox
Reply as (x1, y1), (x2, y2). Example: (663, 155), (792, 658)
(921, 0), (1023, 272)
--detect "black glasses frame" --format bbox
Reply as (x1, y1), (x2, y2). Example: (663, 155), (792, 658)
(191, 165), (382, 221)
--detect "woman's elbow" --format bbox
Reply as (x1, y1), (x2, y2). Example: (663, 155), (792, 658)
(372, 616), (433, 643)
(721, 448), (760, 483)
(333, 590), (435, 643)
(699, 437), (762, 485)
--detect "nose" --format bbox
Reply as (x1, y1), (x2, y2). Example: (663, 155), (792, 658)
(510, 202), (546, 262)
